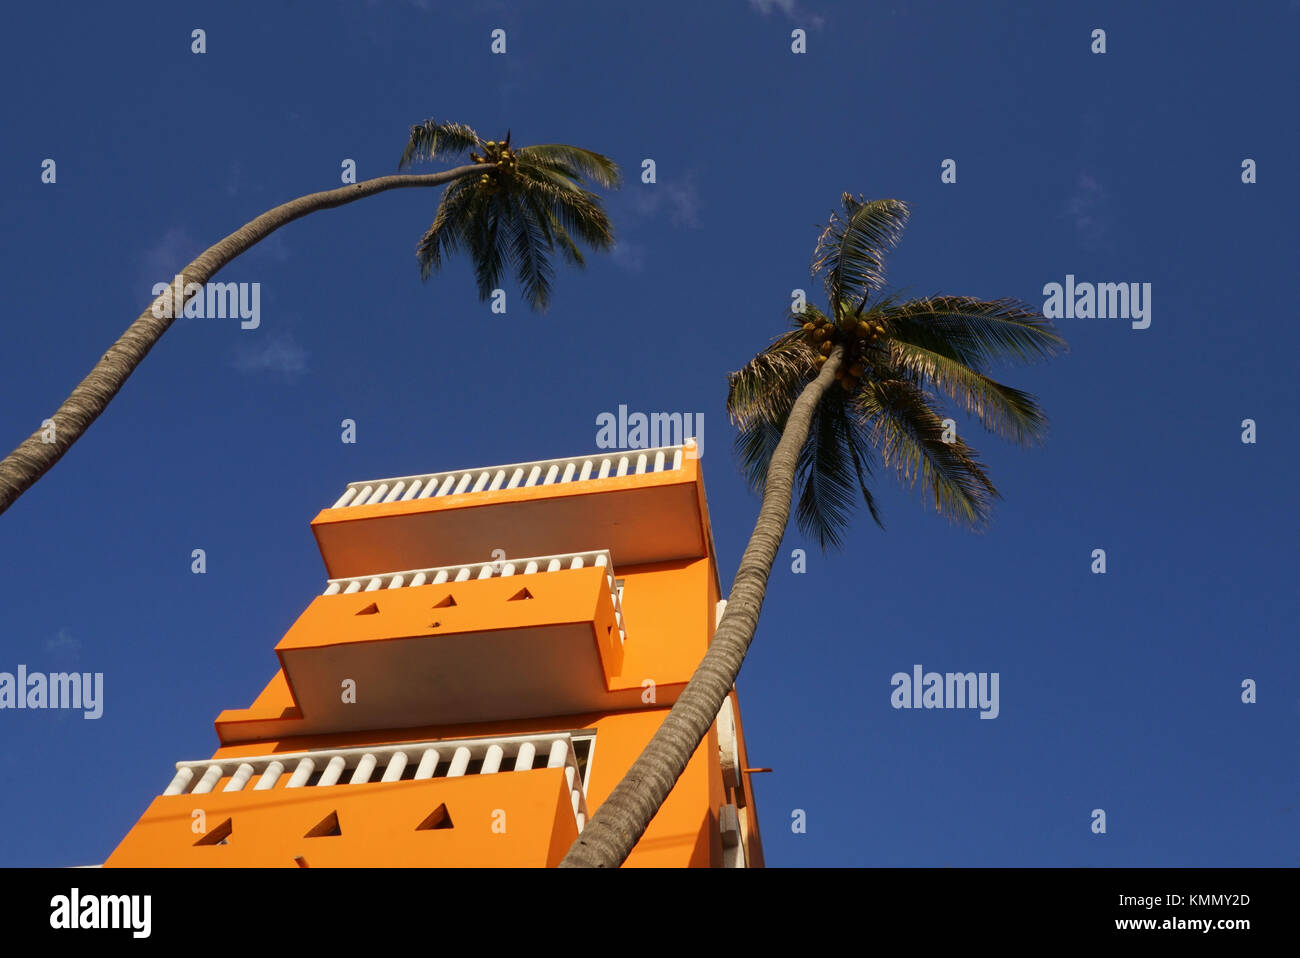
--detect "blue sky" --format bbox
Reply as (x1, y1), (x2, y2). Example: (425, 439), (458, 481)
(1, 0), (1297, 867)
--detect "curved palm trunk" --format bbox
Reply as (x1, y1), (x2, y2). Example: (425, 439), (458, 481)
(560, 346), (845, 867)
(0, 164), (482, 518)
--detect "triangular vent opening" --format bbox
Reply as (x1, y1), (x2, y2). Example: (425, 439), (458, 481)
(305, 810), (342, 838)
(416, 803), (454, 831)
(194, 818), (233, 846)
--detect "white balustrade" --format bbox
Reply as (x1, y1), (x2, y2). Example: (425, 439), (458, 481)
(350, 753), (377, 784)
(193, 765), (223, 794)
(320, 549), (628, 644)
(286, 758), (315, 788)
(329, 442), (692, 510)
(160, 732), (592, 832)
(223, 763), (256, 792)
(254, 761), (284, 791)
(318, 755), (347, 787)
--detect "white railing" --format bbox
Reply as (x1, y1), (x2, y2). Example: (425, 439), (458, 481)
(328, 441), (694, 510)
(322, 549), (626, 643)
(162, 732), (591, 832)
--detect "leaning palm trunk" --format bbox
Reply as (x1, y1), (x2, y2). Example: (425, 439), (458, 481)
(0, 164), (480, 517)
(560, 346), (845, 868)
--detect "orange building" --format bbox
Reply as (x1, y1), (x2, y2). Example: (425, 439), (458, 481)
(105, 441), (764, 867)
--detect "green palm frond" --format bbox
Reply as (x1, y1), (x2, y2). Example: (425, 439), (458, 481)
(855, 374), (999, 528)
(884, 339), (1050, 446)
(513, 160), (616, 252)
(726, 326), (818, 427)
(410, 131), (619, 310)
(399, 120), (481, 170)
(811, 195), (910, 318)
(875, 296), (1066, 367)
(517, 144), (621, 189)
(502, 194), (555, 313)
(838, 406), (884, 530)
(468, 192), (505, 301)
(731, 196), (1065, 545)
(729, 323), (885, 546)
(413, 176), (476, 279)
(733, 411), (786, 502)
(793, 394), (884, 548)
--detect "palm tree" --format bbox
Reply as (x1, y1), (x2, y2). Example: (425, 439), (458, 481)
(0, 120), (619, 517)
(560, 193), (1066, 867)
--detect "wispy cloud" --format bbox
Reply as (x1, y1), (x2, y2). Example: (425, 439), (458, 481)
(232, 331), (308, 380)
(140, 227), (201, 293)
(1063, 173), (1109, 242)
(605, 174), (704, 273)
(610, 239), (647, 274)
(628, 179), (703, 229)
(45, 628), (82, 662)
(243, 232), (290, 264)
(748, 0), (825, 29)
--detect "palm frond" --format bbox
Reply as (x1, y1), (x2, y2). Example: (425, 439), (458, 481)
(517, 144), (621, 189)
(855, 375), (999, 528)
(884, 340), (1051, 446)
(469, 193), (505, 300)
(810, 195), (910, 318)
(513, 162), (616, 251)
(522, 190), (585, 268)
(793, 394), (864, 549)
(726, 328), (818, 427)
(733, 410), (786, 500)
(411, 135), (618, 309)
(399, 120), (481, 170)
(501, 196), (555, 310)
(414, 176), (478, 279)
(875, 296), (1066, 367)
(839, 407), (884, 530)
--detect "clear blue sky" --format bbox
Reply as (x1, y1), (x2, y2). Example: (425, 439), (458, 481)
(1, 0), (1296, 867)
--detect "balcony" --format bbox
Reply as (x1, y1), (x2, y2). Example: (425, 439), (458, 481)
(311, 442), (708, 579)
(105, 733), (589, 867)
(322, 548), (627, 644)
(215, 550), (640, 739)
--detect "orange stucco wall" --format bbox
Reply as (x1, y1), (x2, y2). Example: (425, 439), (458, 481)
(106, 458), (762, 867)
(106, 707), (721, 868)
(105, 767), (579, 868)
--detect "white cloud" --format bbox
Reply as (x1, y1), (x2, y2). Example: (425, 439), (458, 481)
(45, 628), (81, 661)
(232, 331), (308, 380)
(611, 239), (647, 273)
(140, 227), (201, 294)
(1064, 173), (1108, 241)
(244, 232), (290, 264)
(622, 177), (703, 230)
(748, 0), (825, 28)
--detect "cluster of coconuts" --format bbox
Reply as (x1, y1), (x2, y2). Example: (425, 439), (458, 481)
(801, 313), (886, 392)
(469, 139), (518, 190)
